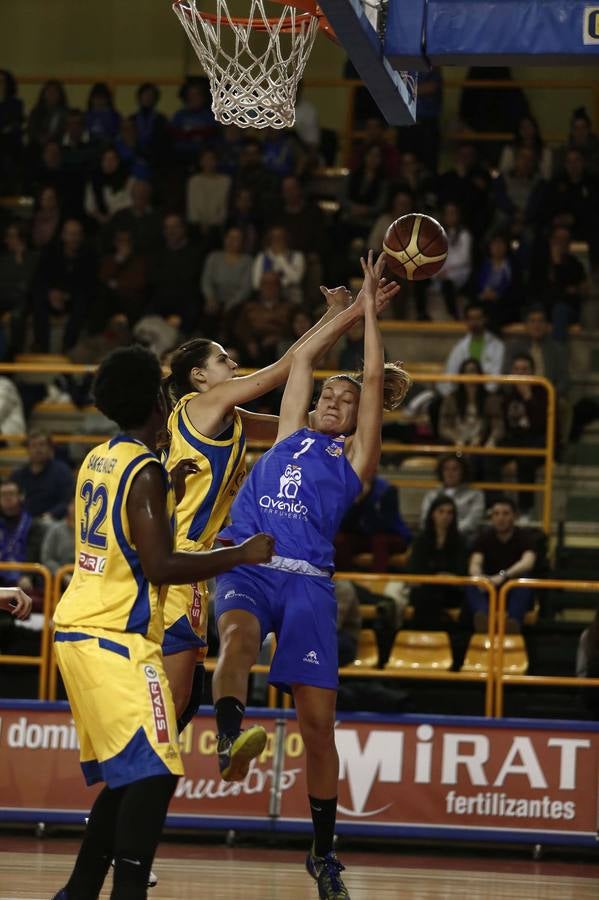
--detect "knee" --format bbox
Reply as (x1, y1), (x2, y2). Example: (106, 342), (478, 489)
(300, 712), (336, 755)
(219, 621), (259, 663)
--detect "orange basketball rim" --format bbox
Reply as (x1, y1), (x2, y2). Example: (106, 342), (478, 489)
(172, 0), (336, 40)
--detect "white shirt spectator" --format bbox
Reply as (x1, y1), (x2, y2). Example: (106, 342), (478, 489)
(438, 331), (505, 396)
(84, 178), (134, 220)
(434, 227), (472, 290)
(0, 377), (25, 436)
(294, 96), (320, 148)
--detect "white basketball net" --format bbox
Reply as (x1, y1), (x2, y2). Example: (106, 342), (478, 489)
(173, 0), (320, 129)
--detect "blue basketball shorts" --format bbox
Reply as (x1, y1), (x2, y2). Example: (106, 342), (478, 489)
(214, 564), (339, 694)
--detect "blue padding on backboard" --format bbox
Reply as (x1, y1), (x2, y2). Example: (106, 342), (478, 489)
(384, 0), (428, 70)
(422, 0), (599, 64)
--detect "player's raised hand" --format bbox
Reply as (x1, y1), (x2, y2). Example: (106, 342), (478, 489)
(170, 458), (200, 504)
(319, 284), (353, 313)
(354, 251), (400, 315)
(239, 533), (275, 564)
(0, 587), (33, 620)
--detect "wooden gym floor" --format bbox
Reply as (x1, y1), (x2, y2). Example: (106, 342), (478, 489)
(0, 837), (598, 899)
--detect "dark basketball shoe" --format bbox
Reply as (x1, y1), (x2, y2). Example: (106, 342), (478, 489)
(217, 725), (267, 781)
(306, 845), (351, 899)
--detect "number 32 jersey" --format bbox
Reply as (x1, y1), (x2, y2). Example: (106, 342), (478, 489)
(54, 435), (175, 645)
(219, 428), (362, 570)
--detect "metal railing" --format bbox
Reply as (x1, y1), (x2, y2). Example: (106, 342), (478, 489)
(0, 562), (52, 700)
(0, 363), (556, 533)
(495, 578), (599, 717)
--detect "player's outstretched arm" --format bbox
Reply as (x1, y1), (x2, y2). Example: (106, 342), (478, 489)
(127, 462), (274, 585)
(0, 587), (32, 620)
(346, 252), (386, 483)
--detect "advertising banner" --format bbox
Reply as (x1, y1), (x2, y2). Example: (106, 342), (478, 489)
(1, 703), (598, 844)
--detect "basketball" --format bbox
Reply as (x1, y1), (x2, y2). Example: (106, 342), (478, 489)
(382, 213), (449, 281)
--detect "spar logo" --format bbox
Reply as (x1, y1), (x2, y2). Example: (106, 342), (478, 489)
(144, 665), (170, 744)
(259, 464), (308, 519)
(190, 583), (203, 629)
(336, 724), (592, 819)
(78, 551), (106, 574)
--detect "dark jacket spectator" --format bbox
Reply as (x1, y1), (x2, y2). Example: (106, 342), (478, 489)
(171, 77), (218, 162)
(408, 495), (468, 630)
(98, 229), (147, 326)
(131, 82), (170, 166)
(32, 219), (97, 352)
(11, 432), (75, 520)
(504, 305), (569, 395)
(85, 82), (121, 142)
(148, 215), (203, 329)
(530, 226), (587, 341)
(0, 479), (47, 590)
(102, 178), (162, 256)
(27, 80), (68, 148)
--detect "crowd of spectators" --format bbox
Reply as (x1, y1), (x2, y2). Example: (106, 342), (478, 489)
(0, 68), (597, 698)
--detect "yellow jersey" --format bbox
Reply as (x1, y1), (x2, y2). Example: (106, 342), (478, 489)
(54, 435), (175, 645)
(165, 393), (246, 552)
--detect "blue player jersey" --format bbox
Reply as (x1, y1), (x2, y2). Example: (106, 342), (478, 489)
(219, 428), (362, 569)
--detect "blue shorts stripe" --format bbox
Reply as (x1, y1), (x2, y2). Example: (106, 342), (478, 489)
(54, 631), (94, 643)
(98, 637), (130, 659)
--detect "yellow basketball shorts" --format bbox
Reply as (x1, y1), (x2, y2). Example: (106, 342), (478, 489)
(54, 626), (183, 788)
(162, 580), (209, 660)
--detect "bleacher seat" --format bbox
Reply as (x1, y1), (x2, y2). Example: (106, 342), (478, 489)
(385, 631), (452, 671)
(461, 634), (528, 675)
(351, 629), (379, 668)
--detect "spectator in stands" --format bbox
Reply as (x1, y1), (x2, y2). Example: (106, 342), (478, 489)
(435, 143), (493, 237)
(0, 222), (39, 356)
(201, 226), (253, 320)
(368, 188), (414, 252)
(336, 580), (362, 667)
(252, 226), (305, 304)
(530, 226), (588, 342)
(27, 80), (68, 150)
(554, 107), (599, 179)
(31, 185), (62, 250)
(504, 304), (569, 397)
(84, 82), (121, 142)
(495, 146), (544, 219)
(408, 495), (468, 631)
(40, 498), (76, 587)
(32, 218), (97, 352)
(262, 127), (299, 178)
(0, 375), (26, 438)
(10, 431), (74, 521)
(293, 81), (320, 152)
(103, 177), (162, 256)
(476, 234), (519, 328)
(576, 609), (599, 718)
(467, 497), (536, 632)
(98, 228), (147, 326)
(336, 475), (412, 572)
(350, 117), (402, 180)
(270, 175), (327, 258)
(171, 76), (218, 163)
(61, 109), (95, 214)
(226, 186), (261, 255)
(438, 302), (505, 397)
(432, 202), (473, 320)
(113, 117), (150, 182)
(498, 114), (553, 180)
(497, 352), (548, 515)
(186, 147), (232, 246)
(536, 149), (599, 265)
(84, 146), (133, 227)
(459, 66), (529, 148)
(233, 138), (279, 216)
(148, 214), (203, 330)
(218, 124), (245, 176)
(343, 144), (388, 239)
(27, 140), (69, 199)
(233, 270), (291, 367)
(0, 70), (23, 190)
(421, 453), (485, 543)
(439, 358), (504, 451)
(131, 82), (170, 167)
(0, 479), (46, 592)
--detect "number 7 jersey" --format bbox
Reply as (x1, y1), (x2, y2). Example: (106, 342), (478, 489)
(219, 427), (362, 570)
(53, 435), (175, 645)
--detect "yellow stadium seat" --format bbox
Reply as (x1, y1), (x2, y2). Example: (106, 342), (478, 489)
(461, 634), (528, 675)
(352, 629), (379, 669)
(385, 631), (453, 671)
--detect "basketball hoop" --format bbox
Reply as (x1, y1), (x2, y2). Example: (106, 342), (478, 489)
(172, 1), (331, 129)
